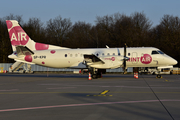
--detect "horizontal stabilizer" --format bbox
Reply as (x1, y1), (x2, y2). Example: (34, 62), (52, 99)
(16, 46), (34, 56)
(14, 59), (35, 64)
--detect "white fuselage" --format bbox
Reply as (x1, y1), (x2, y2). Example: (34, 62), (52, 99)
(13, 47), (177, 69)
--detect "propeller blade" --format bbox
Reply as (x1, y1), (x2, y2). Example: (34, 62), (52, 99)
(123, 43), (127, 74)
(124, 43), (126, 57)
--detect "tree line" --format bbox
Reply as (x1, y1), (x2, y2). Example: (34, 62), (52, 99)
(0, 12), (180, 67)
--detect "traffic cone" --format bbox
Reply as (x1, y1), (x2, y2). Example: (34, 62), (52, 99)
(134, 72), (136, 78)
(136, 72), (138, 79)
(88, 72), (92, 80)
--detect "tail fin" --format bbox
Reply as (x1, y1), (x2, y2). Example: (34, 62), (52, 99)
(6, 20), (69, 52)
(6, 20), (36, 52)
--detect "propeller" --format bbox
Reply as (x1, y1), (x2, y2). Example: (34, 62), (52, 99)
(123, 43), (129, 74)
(117, 43), (129, 73)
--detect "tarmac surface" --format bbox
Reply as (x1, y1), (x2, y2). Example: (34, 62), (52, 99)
(0, 73), (180, 120)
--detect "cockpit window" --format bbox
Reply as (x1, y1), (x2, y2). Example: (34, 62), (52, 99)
(158, 51), (164, 54)
(151, 51), (159, 55)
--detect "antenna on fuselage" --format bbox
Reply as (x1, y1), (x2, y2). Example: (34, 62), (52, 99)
(106, 45), (109, 48)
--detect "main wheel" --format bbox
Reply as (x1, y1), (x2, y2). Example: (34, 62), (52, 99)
(92, 74), (97, 79)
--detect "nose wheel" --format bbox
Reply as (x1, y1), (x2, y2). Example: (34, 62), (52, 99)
(156, 74), (162, 78)
(156, 68), (162, 78)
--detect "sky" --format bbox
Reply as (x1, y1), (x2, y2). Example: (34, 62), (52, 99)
(0, 0), (180, 26)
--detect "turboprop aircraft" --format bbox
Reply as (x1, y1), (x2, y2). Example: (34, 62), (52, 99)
(6, 20), (177, 78)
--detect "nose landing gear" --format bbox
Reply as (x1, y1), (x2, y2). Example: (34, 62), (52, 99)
(156, 74), (162, 78)
(156, 69), (162, 78)
(89, 68), (105, 79)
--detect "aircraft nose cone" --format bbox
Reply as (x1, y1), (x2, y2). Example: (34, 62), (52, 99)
(165, 56), (178, 66)
(170, 58), (178, 65)
(173, 59), (178, 65)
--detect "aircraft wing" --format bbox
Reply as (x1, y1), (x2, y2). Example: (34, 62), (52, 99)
(83, 54), (125, 69)
(84, 54), (105, 65)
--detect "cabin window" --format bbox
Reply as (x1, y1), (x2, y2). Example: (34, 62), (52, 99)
(70, 54), (73, 57)
(113, 53), (115, 55)
(107, 53), (110, 56)
(151, 51), (159, 55)
(128, 53), (130, 56)
(80, 54), (83, 57)
(96, 53), (99, 56)
(65, 54), (67, 57)
(75, 54), (78, 57)
(102, 53), (104, 56)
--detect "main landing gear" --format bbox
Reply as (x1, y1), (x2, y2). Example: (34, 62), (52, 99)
(92, 72), (101, 79)
(89, 68), (105, 79)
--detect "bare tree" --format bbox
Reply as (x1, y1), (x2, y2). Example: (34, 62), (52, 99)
(4, 14), (24, 25)
(130, 12), (152, 46)
(66, 21), (92, 48)
(23, 17), (46, 43)
(131, 12), (152, 31)
(46, 15), (72, 46)
(0, 18), (13, 63)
